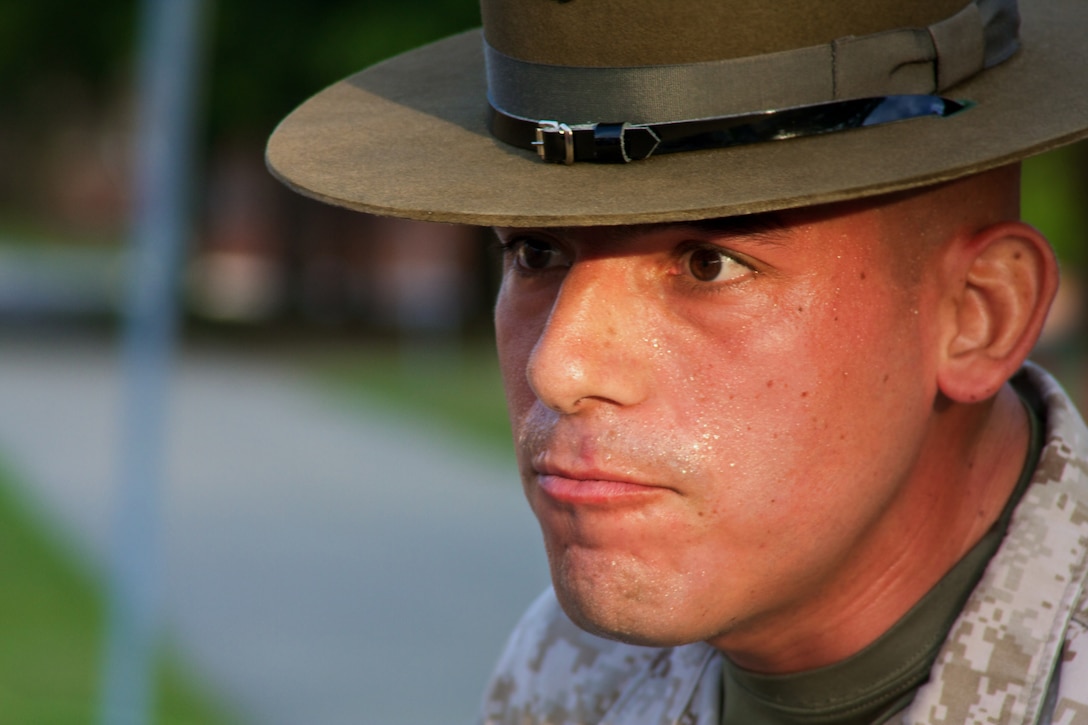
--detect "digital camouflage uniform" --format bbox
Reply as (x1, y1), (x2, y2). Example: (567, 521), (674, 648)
(481, 364), (1088, 725)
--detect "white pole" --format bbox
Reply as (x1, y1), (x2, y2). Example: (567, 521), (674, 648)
(100, 1), (206, 723)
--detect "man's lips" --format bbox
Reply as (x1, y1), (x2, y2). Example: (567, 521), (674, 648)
(533, 465), (667, 506)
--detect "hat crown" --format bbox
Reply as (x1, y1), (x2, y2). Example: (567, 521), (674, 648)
(482, 0), (973, 66)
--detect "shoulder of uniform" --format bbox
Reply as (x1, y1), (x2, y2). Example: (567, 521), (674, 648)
(1018, 363), (1088, 489)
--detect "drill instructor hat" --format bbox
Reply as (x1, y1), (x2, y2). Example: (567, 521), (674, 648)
(266, 0), (1088, 227)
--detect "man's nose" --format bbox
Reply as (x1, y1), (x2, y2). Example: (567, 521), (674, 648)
(526, 262), (650, 415)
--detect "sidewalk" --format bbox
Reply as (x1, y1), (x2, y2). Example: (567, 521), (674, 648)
(0, 332), (549, 725)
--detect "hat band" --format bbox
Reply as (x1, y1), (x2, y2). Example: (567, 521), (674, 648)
(485, 0), (1018, 125)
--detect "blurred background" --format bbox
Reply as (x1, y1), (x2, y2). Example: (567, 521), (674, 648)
(0, 1), (1084, 724)
(0, 2), (549, 725)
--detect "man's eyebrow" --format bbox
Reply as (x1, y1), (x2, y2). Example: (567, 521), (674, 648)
(674, 212), (789, 244)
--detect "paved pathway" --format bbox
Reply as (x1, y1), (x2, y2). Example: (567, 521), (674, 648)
(0, 333), (549, 725)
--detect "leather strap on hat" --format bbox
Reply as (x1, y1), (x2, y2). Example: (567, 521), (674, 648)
(489, 95), (970, 164)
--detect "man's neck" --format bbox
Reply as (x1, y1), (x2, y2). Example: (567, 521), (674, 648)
(714, 383), (1030, 674)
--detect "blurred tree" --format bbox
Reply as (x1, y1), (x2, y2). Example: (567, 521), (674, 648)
(0, 2), (136, 106)
(0, 0), (478, 139)
(204, 0), (481, 143)
(1022, 143), (1088, 269)
(0, 0), (480, 213)
(193, 0), (484, 329)
(0, 2), (136, 222)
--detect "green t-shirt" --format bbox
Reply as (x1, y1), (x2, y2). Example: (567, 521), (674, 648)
(721, 382), (1045, 724)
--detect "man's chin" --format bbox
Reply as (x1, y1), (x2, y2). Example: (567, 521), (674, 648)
(551, 574), (708, 649)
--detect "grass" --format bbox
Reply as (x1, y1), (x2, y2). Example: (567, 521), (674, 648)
(0, 461), (237, 725)
(307, 338), (515, 456)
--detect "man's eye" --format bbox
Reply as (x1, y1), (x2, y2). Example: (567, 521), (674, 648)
(684, 247), (750, 283)
(509, 238), (567, 271)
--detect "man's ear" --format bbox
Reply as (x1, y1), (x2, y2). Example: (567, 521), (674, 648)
(936, 221), (1059, 404)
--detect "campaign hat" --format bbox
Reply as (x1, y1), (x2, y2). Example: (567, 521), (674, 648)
(266, 0), (1088, 226)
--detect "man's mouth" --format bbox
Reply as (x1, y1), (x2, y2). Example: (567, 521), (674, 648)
(533, 462), (667, 506)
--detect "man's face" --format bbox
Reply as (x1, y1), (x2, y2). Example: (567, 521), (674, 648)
(494, 200), (947, 661)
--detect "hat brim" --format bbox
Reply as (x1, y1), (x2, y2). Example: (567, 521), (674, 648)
(266, 0), (1088, 227)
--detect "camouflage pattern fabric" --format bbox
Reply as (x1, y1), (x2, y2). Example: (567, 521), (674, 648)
(480, 364), (1088, 724)
(897, 365), (1088, 725)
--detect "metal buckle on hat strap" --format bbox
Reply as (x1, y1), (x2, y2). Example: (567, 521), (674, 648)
(523, 119), (662, 164)
(533, 121), (575, 165)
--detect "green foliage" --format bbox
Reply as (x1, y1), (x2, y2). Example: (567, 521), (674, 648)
(0, 464), (235, 724)
(0, 2), (136, 107)
(205, 0), (481, 140)
(1022, 144), (1088, 268)
(0, 0), (479, 140)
